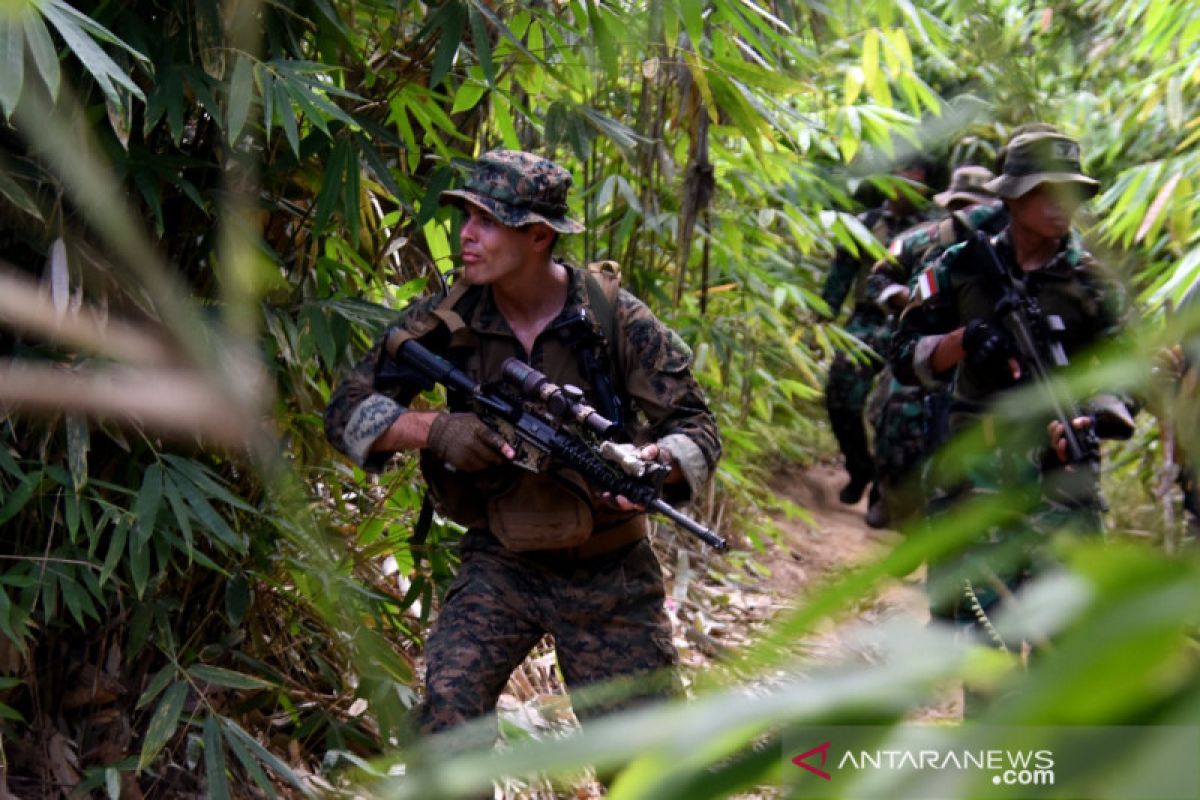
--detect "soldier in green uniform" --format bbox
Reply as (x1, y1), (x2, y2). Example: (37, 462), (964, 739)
(864, 165), (1006, 527)
(890, 131), (1134, 674)
(822, 157), (938, 506)
(324, 151), (721, 745)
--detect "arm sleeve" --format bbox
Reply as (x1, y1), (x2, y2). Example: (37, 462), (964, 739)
(889, 252), (960, 388)
(614, 289), (721, 503)
(323, 295), (444, 473)
(821, 248), (859, 317)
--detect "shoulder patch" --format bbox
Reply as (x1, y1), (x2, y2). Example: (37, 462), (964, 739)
(917, 267), (939, 300)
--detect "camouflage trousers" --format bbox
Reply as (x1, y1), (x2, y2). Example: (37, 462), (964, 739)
(872, 381), (951, 522)
(922, 435), (1103, 626)
(418, 530), (680, 744)
(825, 309), (889, 486)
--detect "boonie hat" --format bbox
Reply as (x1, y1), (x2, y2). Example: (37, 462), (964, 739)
(439, 150), (585, 234)
(934, 164), (997, 208)
(984, 131), (1100, 200)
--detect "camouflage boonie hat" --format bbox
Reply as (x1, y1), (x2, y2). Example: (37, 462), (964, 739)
(439, 150), (585, 234)
(934, 164), (996, 208)
(984, 131), (1100, 200)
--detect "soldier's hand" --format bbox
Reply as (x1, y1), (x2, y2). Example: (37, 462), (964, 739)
(888, 287), (911, 311)
(1047, 416), (1093, 463)
(605, 444), (674, 511)
(426, 412), (513, 472)
(962, 320), (1021, 381)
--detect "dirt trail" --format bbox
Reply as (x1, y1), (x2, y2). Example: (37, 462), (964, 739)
(746, 461), (960, 720)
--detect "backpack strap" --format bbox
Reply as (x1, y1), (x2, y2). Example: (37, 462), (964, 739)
(580, 261), (626, 433)
(383, 278), (476, 359)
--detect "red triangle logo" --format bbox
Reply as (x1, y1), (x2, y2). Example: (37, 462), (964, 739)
(791, 741), (832, 780)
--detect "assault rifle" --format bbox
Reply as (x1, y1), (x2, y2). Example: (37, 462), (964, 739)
(388, 336), (728, 552)
(970, 230), (1100, 466)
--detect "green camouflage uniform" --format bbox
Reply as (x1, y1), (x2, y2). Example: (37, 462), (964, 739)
(325, 150), (720, 746)
(891, 227), (1130, 621)
(822, 206), (934, 493)
(865, 202), (1008, 520)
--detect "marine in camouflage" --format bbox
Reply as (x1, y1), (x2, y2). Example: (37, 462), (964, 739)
(326, 150), (718, 746)
(822, 206), (936, 494)
(891, 225), (1131, 624)
(863, 202), (1009, 515)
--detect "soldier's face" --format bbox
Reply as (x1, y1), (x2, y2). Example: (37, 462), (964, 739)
(1008, 182), (1081, 240)
(459, 203), (537, 285)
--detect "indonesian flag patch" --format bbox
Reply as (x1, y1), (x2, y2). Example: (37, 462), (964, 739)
(917, 267), (939, 300)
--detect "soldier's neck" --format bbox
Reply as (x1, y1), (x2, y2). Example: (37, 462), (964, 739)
(493, 258), (570, 356)
(1009, 224), (1061, 272)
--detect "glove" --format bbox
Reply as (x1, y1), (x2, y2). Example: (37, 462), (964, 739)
(426, 413), (508, 472)
(962, 319), (1015, 377)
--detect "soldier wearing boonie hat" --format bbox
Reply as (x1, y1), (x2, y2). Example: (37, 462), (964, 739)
(324, 149), (720, 755)
(889, 128), (1133, 712)
(934, 164), (998, 209)
(984, 130), (1100, 199)
(439, 149), (586, 234)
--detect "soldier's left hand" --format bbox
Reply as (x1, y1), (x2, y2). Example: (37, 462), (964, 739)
(1048, 416), (1093, 463)
(606, 444), (675, 512)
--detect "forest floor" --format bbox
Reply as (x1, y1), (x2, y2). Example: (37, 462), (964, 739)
(496, 461), (961, 798)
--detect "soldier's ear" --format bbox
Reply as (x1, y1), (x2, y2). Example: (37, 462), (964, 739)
(527, 223), (556, 254)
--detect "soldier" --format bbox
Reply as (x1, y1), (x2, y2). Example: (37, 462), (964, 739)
(324, 150), (720, 747)
(822, 156), (938, 508)
(864, 165), (1007, 527)
(890, 130), (1134, 686)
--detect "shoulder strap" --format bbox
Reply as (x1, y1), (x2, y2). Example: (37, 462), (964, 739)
(580, 262), (626, 432)
(383, 279), (477, 360)
(583, 261), (621, 346)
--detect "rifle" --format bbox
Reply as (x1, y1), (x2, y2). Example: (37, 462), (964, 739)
(970, 230), (1101, 467)
(388, 336), (728, 552)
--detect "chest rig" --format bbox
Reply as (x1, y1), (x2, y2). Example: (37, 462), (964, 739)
(386, 262), (635, 552)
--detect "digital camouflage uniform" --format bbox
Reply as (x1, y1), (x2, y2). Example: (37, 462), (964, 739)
(324, 150), (720, 747)
(822, 205), (935, 497)
(865, 202), (1008, 521)
(891, 227), (1130, 622)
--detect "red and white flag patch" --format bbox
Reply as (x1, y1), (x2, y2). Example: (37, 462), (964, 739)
(917, 267), (939, 300)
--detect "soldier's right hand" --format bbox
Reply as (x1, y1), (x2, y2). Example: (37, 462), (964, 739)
(426, 413), (512, 472)
(962, 320), (1020, 381)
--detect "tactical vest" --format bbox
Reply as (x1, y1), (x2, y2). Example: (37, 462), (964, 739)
(387, 262), (645, 552)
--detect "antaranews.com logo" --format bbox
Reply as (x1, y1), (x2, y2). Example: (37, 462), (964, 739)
(781, 725), (1199, 800)
(791, 739), (1055, 788)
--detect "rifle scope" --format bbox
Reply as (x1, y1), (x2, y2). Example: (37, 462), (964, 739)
(501, 358), (619, 437)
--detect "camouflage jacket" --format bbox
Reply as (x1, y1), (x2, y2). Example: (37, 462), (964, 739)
(891, 228), (1129, 414)
(324, 264), (721, 505)
(864, 202), (1007, 312)
(821, 205), (937, 318)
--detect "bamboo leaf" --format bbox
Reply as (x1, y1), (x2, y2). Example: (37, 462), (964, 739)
(204, 716), (232, 800)
(22, 12), (60, 99)
(0, 167), (43, 221)
(221, 718), (315, 797)
(188, 665), (276, 691)
(468, 5), (496, 87)
(0, 19), (25, 116)
(226, 54), (254, 145)
(138, 680), (188, 771)
(0, 470), (40, 527)
(99, 518), (128, 588)
(135, 463), (163, 545)
(429, 1), (465, 89)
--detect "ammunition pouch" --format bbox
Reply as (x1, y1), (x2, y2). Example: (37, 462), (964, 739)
(486, 469), (596, 551)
